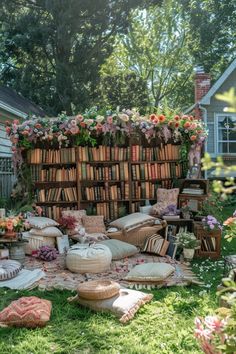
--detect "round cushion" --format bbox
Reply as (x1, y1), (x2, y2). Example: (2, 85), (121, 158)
(0, 260), (23, 281)
(66, 244), (112, 273)
(77, 280), (120, 300)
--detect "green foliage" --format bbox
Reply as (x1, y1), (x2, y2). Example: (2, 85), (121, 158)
(175, 231), (200, 249)
(0, 0), (157, 115)
(101, 0), (195, 109)
(197, 188), (224, 223)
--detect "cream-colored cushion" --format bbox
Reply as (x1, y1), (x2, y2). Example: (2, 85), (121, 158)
(29, 226), (63, 237)
(72, 232), (109, 243)
(110, 213), (155, 232)
(27, 217), (58, 230)
(66, 244), (112, 273)
(100, 239), (138, 260)
(22, 232), (55, 255)
(68, 288), (153, 323)
(125, 263), (175, 281)
(0, 260), (23, 281)
(82, 215), (106, 234)
(157, 188), (179, 204)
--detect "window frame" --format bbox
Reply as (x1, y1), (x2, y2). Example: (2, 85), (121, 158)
(215, 113), (236, 155)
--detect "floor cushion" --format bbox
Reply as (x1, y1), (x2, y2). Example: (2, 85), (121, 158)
(125, 263), (175, 282)
(77, 280), (120, 300)
(71, 232), (109, 243)
(82, 215), (106, 234)
(27, 217), (59, 229)
(0, 260), (23, 281)
(0, 296), (52, 328)
(110, 213), (155, 233)
(22, 232), (56, 255)
(68, 288), (153, 323)
(100, 239), (138, 260)
(66, 244), (112, 273)
(29, 226), (63, 237)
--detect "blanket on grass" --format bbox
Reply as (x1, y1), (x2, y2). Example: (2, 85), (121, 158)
(23, 254), (203, 291)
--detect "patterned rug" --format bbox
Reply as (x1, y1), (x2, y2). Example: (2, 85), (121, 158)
(23, 254), (203, 291)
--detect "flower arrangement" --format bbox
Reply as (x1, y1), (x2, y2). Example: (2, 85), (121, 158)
(5, 109), (208, 169)
(175, 231), (200, 249)
(57, 215), (77, 234)
(223, 210), (236, 241)
(202, 215), (222, 232)
(0, 215), (30, 234)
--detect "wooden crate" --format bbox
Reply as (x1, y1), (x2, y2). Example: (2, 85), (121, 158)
(193, 221), (221, 259)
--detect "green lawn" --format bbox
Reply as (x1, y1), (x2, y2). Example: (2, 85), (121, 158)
(0, 206), (236, 354)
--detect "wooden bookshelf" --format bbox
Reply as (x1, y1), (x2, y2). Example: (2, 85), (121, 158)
(193, 221), (221, 259)
(27, 142), (188, 221)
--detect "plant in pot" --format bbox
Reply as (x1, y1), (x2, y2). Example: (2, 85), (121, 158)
(175, 231), (200, 261)
(57, 215), (77, 236)
(180, 202), (191, 219)
(202, 215), (222, 233)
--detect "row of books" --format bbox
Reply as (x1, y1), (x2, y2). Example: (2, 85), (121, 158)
(37, 187), (77, 202)
(131, 144), (181, 161)
(181, 188), (204, 195)
(96, 202), (128, 221)
(39, 167), (76, 182)
(78, 162), (129, 181)
(81, 183), (130, 201)
(40, 206), (78, 221)
(201, 237), (216, 252)
(78, 146), (130, 162)
(131, 202), (145, 213)
(131, 162), (184, 180)
(131, 182), (158, 199)
(27, 148), (76, 164)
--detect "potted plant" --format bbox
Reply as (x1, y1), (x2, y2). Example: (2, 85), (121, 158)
(2, 215), (30, 238)
(180, 202), (191, 219)
(202, 215), (222, 233)
(175, 231), (200, 260)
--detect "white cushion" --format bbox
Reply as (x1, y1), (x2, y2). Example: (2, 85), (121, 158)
(125, 263), (175, 281)
(0, 260), (23, 281)
(100, 239), (138, 260)
(29, 226), (63, 237)
(27, 217), (58, 230)
(110, 213), (155, 232)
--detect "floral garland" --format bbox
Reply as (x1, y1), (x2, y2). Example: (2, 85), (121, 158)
(5, 108), (208, 170)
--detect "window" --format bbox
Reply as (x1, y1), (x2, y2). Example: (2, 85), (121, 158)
(216, 114), (236, 154)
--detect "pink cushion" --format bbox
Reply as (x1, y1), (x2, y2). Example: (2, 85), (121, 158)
(157, 188), (179, 204)
(0, 296), (52, 328)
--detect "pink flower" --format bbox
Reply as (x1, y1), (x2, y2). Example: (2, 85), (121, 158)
(75, 114), (84, 122)
(107, 116), (113, 124)
(70, 126), (80, 135)
(201, 341), (218, 354)
(70, 119), (77, 127)
(204, 316), (226, 334)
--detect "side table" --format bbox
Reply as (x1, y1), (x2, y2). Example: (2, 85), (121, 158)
(0, 238), (28, 263)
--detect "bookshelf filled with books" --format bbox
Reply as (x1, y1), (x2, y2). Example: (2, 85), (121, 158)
(27, 142), (188, 221)
(193, 221), (221, 259)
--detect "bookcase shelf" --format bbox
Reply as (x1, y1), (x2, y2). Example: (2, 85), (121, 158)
(27, 142), (188, 221)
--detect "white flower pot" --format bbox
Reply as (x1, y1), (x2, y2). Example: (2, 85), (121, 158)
(183, 248), (195, 261)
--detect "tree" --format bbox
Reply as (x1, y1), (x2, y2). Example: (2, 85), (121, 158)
(180, 0), (236, 77)
(101, 0), (195, 109)
(0, 0), (160, 115)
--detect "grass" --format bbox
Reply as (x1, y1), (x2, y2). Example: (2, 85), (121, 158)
(0, 206), (236, 354)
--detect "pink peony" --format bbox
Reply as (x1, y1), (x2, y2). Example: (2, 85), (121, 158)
(107, 116), (113, 124)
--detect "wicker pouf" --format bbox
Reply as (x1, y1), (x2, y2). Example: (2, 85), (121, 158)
(77, 280), (120, 300)
(66, 244), (112, 273)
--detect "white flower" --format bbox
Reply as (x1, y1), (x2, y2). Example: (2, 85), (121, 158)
(96, 115), (105, 123)
(119, 113), (129, 122)
(84, 119), (94, 126)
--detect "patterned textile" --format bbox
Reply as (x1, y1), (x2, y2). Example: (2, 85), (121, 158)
(71, 232), (109, 243)
(23, 253), (203, 291)
(68, 288), (153, 323)
(0, 260), (23, 281)
(27, 217), (58, 229)
(82, 215), (106, 234)
(152, 188), (179, 216)
(110, 213), (155, 232)
(0, 296), (51, 328)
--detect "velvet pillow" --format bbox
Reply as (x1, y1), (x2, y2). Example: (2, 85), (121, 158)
(100, 239), (138, 260)
(82, 216), (106, 234)
(125, 263), (175, 281)
(0, 296), (52, 328)
(68, 288), (153, 323)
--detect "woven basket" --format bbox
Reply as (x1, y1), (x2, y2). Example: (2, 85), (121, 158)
(77, 280), (120, 300)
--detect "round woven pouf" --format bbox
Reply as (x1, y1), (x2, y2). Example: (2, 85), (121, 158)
(66, 244), (112, 273)
(77, 280), (120, 300)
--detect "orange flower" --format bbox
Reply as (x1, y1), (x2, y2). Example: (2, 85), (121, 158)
(184, 122), (191, 129)
(168, 120), (174, 126)
(190, 135), (197, 141)
(35, 123), (42, 129)
(189, 116), (194, 121)
(80, 121), (86, 128)
(175, 122), (180, 128)
(150, 114), (158, 121)
(96, 123), (103, 131)
(13, 119), (19, 125)
(158, 114), (166, 123)
(22, 130), (29, 136)
(6, 220), (13, 231)
(223, 217), (236, 226)
(197, 130), (202, 134)
(174, 115), (180, 121)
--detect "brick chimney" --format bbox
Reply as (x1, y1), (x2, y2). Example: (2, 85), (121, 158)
(194, 66), (211, 119)
(195, 66), (211, 102)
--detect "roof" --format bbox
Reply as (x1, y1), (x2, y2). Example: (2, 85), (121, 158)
(0, 86), (46, 119)
(201, 58), (236, 105)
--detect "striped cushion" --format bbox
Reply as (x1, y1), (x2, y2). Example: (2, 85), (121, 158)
(0, 296), (52, 328)
(0, 260), (23, 281)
